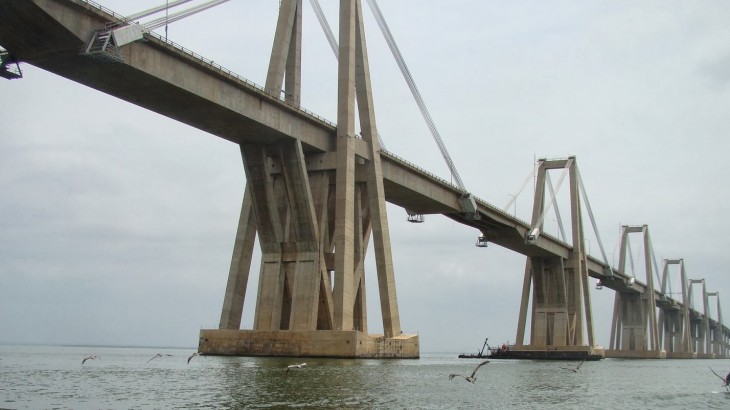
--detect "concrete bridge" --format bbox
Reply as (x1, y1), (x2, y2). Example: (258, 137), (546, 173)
(1, 0), (727, 359)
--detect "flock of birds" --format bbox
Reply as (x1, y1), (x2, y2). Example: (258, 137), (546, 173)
(80, 353), (730, 389)
(80, 352), (306, 372)
(78, 353), (584, 381)
(81, 352), (201, 366)
(447, 359), (585, 385)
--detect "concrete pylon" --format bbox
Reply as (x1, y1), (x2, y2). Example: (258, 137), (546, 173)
(514, 157), (602, 359)
(707, 292), (723, 356)
(657, 259), (694, 358)
(201, 0), (418, 358)
(688, 279), (712, 357)
(605, 225), (664, 358)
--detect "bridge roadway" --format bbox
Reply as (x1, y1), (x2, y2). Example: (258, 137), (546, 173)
(1, 0), (723, 332)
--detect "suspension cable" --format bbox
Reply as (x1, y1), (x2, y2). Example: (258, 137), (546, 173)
(126, 0), (195, 21)
(143, 0), (230, 31)
(365, 0), (467, 193)
(647, 233), (663, 290)
(309, 0), (338, 57)
(576, 168), (612, 270)
(503, 160), (541, 213)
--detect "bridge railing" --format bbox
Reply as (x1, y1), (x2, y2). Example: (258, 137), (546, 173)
(74, 0), (337, 130)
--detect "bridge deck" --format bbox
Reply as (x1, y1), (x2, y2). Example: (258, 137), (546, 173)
(0, 0), (723, 331)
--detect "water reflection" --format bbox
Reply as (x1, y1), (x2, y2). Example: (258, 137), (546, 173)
(3, 347), (730, 409)
(213, 357), (403, 408)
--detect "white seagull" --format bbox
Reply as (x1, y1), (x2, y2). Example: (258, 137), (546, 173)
(81, 355), (100, 365)
(286, 363), (307, 373)
(187, 352), (199, 364)
(146, 353), (173, 363)
(449, 360), (490, 384)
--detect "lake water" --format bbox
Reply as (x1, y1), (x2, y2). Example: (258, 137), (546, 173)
(1, 345), (729, 409)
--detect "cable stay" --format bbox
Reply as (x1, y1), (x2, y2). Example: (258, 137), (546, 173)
(126, 0), (196, 21)
(545, 172), (567, 242)
(365, 0), (464, 189)
(144, 0), (230, 31)
(526, 158), (572, 243)
(503, 160), (541, 214)
(310, 0), (477, 218)
(309, 0), (437, 224)
(646, 233), (664, 292)
(626, 235), (636, 278)
(365, 0), (479, 219)
(82, 0), (230, 58)
(309, 0), (339, 58)
(576, 168), (613, 276)
(308, 0), (387, 151)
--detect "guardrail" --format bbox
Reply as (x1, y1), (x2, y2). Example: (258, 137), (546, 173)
(74, 0), (337, 129)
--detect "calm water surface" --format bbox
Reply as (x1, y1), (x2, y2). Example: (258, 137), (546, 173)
(1, 345), (729, 409)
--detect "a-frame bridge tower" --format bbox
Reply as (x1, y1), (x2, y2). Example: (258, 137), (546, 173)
(199, 0), (419, 358)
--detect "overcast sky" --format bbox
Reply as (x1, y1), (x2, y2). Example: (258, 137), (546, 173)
(2, 0), (729, 353)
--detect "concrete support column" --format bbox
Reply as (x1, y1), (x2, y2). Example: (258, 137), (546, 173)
(204, 0), (416, 358)
(218, 184), (257, 329)
(353, 0), (400, 337)
(266, 0), (302, 105)
(606, 225), (663, 358)
(515, 157), (595, 354)
(332, 0), (357, 332)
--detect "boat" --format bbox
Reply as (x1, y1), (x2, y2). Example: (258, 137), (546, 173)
(457, 338), (492, 359)
(458, 337), (604, 361)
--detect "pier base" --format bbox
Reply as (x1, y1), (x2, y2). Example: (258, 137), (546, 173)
(604, 349), (666, 359)
(665, 352), (696, 359)
(198, 329), (419, 358)
(495, 345), (605, 360)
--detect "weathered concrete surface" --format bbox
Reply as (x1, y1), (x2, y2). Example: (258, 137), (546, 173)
(198, 329), (419, 358)
(665, 352), (696, 359)
(604, 349), (666, 359)
(508, 344), (606, 360)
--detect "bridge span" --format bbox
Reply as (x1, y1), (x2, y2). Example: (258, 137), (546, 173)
(1, 0), (727, 359)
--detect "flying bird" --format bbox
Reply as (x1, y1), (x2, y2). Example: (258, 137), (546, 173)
(146, 353), (173, 363)
(709, 367), (730, 390)
(449, 360), (490, 384)
(286, 363), (307, 373)
(187, 352), (199, 364)
(562, 359), (585, 372)
(81, 355), (100, 365)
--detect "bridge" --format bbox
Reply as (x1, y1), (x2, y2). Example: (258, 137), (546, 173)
(1, 0), (727, 359)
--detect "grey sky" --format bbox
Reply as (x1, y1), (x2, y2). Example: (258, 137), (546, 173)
(1, 0), (729, 353)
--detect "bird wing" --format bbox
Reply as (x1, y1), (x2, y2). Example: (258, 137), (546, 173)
(187, 353), (198, 364)
(576, 359), (585, 370)
(449, 374), (464, 381)
(146, 354), (161, 363)
(710, 367), (727, 383)
(470, 360), (490, 378)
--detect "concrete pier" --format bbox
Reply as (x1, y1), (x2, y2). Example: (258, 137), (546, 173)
(199, 329), (419, 358)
